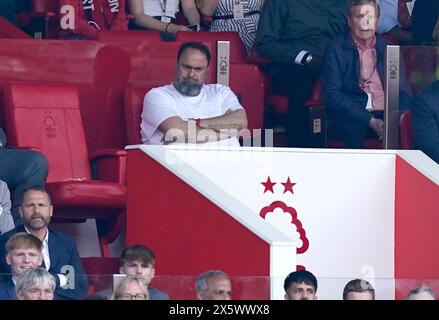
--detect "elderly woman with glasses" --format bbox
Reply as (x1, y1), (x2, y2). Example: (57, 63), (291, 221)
(15, 268), (56, 300)
(112, 275), (149, 300)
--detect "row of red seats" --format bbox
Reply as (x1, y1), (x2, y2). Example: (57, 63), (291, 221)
(5, 1), (413, 149)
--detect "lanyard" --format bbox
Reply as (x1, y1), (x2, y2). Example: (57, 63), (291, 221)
(159, 0), (167, 16)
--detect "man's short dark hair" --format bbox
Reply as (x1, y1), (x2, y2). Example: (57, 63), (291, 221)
(347, 0), (380, 17)
(177, 42), (211, 67)
(343, 279), (375, 300)
(283, 270), (318, 292)
(120, 244), (155, 267)
(21, 185), (51, 204)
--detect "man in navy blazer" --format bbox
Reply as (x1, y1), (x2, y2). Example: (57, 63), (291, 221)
(323, 0), (412, 148)
(411, 80), (439, 164)
(0, 186), (88, 300)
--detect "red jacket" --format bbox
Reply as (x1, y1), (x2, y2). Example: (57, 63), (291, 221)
(59, 0), (128, 39)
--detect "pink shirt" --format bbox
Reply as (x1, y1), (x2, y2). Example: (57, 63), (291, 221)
(354, 36), (385, 111)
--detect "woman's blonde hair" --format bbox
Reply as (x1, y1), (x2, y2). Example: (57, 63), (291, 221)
(111, 275), (149, 300)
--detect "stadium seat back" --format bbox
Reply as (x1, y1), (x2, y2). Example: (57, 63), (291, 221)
(124, 86), (154, 145)
(175, 31), (247, 63)
(4, 82), (91, 182)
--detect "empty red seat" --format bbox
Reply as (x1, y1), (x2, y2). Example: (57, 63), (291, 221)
(3, 82), (127, 257)
(175, 31), (248, 63)
(124, 86), (154, 145)
(97, 30), (163, 42)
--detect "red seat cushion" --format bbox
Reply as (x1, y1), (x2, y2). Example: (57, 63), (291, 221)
(46, 181), (126, 219)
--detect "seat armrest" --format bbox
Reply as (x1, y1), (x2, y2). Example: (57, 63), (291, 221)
(90, 149), (127, 184)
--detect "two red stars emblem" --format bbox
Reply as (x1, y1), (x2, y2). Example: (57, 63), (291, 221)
(261, 176), (296, 194)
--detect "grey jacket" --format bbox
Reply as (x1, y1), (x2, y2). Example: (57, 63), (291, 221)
(0, 180), (14, 234)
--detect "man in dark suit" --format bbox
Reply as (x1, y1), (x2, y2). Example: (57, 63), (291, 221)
(323, 0), (412, 148)
(256, 0), (349, 147)
(0, 232), (43, 300)
(0, 127), (48, 225)
(0, 186), (88, 300)
(411, 80), (439, 164)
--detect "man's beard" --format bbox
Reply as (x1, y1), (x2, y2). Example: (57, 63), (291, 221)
(24, 214), (51, 230)
(174, 78), (203, 97)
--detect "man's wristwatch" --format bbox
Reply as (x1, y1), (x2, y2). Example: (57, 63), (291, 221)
(301, 52), (313, 65)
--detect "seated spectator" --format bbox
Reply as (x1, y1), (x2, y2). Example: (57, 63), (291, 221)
(15, 267), (56, 300)
(195, 270), (232, 300)
(323, 0), (412, 148)
(284, 270), (318, 300)
(406, 286), (436, 300)
(92, 244), (169, 300)
(376, 0), (415, 44)
(196, 0), (265, 54)
(59, 0), (128, 40)
(411, 0), (439, 45)
(119, 245), (169, 299)
(0, 186), (88, 300)
(111, 275), (149, 300)
(411, 80), (439, 164)
(141, 41), (248, 146)
(256, 0), (348, 148)
(343, 279), (375, 300)
(0, 180), (14, 234)
(0, 127), (48, 225)
(128, 0), (199, 34)
(0, 233), (43, 300)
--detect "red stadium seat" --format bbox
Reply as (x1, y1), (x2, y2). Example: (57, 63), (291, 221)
(81, 257), (120, 297)
(400, 110), (414, 149)
(98, 30), (163, 42)
(175, 31), (248, 63)
(3, 82), (127, 257)
(124, 86), (154, 145)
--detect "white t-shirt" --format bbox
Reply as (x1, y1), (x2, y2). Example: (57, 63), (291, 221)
(143, 0), (180, 18)
(141, 83), (244, 146)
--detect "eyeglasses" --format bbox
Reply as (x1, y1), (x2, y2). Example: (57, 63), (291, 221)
(179, 63), (208, 73)
(28, 288), (54, 298)
(117, 293), (147, 300)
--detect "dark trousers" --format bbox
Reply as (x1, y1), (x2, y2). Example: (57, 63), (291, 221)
(0, 148), (48, 224)
(327, 111), (384, 149)
(270, 63), (318, 147)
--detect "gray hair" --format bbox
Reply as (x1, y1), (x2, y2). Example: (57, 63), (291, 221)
(195, 270), (229, 296)
(111, 275), (149, 300)
(15, 267), (56, 297)
(407, 286), (437, 300)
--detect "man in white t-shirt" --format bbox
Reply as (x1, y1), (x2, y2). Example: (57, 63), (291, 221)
(141, 41), (248, 147)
